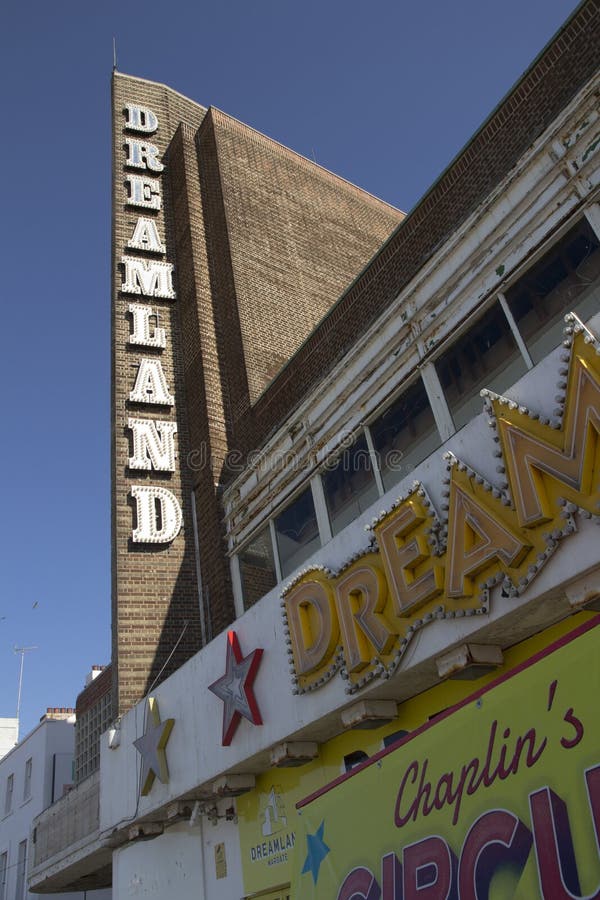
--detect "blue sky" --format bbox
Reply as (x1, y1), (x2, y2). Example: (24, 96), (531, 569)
(0, 0), (581, 738)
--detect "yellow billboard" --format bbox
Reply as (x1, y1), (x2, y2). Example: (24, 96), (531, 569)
(291, 616), (600, 898)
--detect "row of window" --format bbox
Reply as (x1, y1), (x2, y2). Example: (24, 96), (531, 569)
(3, 759), (32, 818)
(236, 216), (600, 609)
(0, 840), (27, 900)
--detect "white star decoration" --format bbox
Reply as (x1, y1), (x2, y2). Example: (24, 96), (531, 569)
(209, 631), (264, 746)
(133, 697), (174, 795)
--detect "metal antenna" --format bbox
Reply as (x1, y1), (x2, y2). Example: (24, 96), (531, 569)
(14, 646), (38, 743)
(113, 37), (118, 72)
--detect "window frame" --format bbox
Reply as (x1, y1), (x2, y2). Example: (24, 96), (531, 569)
(15, 840), (26, 900)
(0, 850), (7, 900)
(23, 758), (32, 802)
(273, 482), (323, 580)
(237, 522), (279, 612)
(4, 775), (13, 816)
(366, 372), (443, 491)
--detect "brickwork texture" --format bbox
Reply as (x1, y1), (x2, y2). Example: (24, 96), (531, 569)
(111, 73), (400, 716)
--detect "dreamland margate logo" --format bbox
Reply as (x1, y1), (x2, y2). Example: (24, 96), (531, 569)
(250, 786), (296, 868)
(283, 322), (600, 695)
(118, 103), (182, 546)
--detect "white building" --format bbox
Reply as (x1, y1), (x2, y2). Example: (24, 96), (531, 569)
(0, 710), (110, 900)
(0, 722), (18, 764)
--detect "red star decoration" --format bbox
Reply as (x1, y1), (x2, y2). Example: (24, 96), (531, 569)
(209, 631), (264, 746)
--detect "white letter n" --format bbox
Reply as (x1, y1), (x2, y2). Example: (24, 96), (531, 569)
(128, 418), (177, 472)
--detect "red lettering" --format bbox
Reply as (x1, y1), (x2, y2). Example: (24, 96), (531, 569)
(587, 766), (600, 846)
(403, 835), (456, 900)
(468, 721), (499, 794)
(382, 852), (402, 900)
(513, 728), (547, 772)
(346, 763), (600, 900)
(458, 809), (531, 899)
(337, 867), (381, 900)
(395, 760), (431, 827)
(434, 773), (454, 811)
(561, 708), (584, 749)
(530, 764), (600, 898)
(446, 758), (479, 826)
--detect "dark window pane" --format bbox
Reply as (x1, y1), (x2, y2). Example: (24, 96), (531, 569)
(275, 487), (320, 578)
(16, 841), (26, 900)
(436, 301), (527, 431)
(383, 729), (410, 748)
(239, 526), (277, 609)
(0, 852), (7, 900)
(344, 750), (369, 772)
(322, 434), (379, 535)
(506, 219), (600, 364)
(370, 378), (439, 492)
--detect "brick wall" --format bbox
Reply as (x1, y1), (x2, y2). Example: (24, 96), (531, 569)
(206, 108), (402, 407)
(239, 563), (276, 610)
(75, 666), (112, 717)
(166, 119), (238, 639)
(111, 75), (207, 715)
(111, 74), (400, 712)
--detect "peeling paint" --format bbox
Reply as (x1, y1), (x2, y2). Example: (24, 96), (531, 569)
(495, 264), (505, 277)
(582, 132), (600, 164)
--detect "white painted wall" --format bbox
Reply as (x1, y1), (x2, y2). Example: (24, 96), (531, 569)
(113, 815), (242, 900)
(0, 720), (18, 762)
(0, 717), (111, 900)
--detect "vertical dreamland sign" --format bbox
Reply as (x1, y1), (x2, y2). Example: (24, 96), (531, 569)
(291, 616), (600, 899)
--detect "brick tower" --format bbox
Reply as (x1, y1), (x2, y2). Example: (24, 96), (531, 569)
(111, 72), (402, 716)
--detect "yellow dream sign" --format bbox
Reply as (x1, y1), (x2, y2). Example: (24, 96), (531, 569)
(283, 322), (600, 694)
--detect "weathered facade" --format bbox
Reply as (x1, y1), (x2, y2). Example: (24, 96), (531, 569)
(30, 2), (600, 897)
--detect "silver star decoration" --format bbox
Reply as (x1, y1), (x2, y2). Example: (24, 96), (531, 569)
(209, 630), (264, 745)
(133, 697), (174, 795)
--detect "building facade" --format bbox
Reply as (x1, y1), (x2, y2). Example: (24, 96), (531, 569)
(0, 723), (18, 764)
(30, 1), (600, 897)
(0, 709), (110, 900)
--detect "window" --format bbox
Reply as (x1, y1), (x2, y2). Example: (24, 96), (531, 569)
(4, 775), (13, 816)
(370, 378), (439, 491)
(15, 841), (26, 900)
(435, 301), (528, 432)
(239, 526), (277, 609)
(0, 851), (7, 900)
(74, 690), (112, 784)
(382, 729), (409, 748)
(322, 434), (379, 535)
(274, 487), (320, 578)
(23, 759), (32, 801)
(343, 750), (369, 772)
(505, 218), (600, 364)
